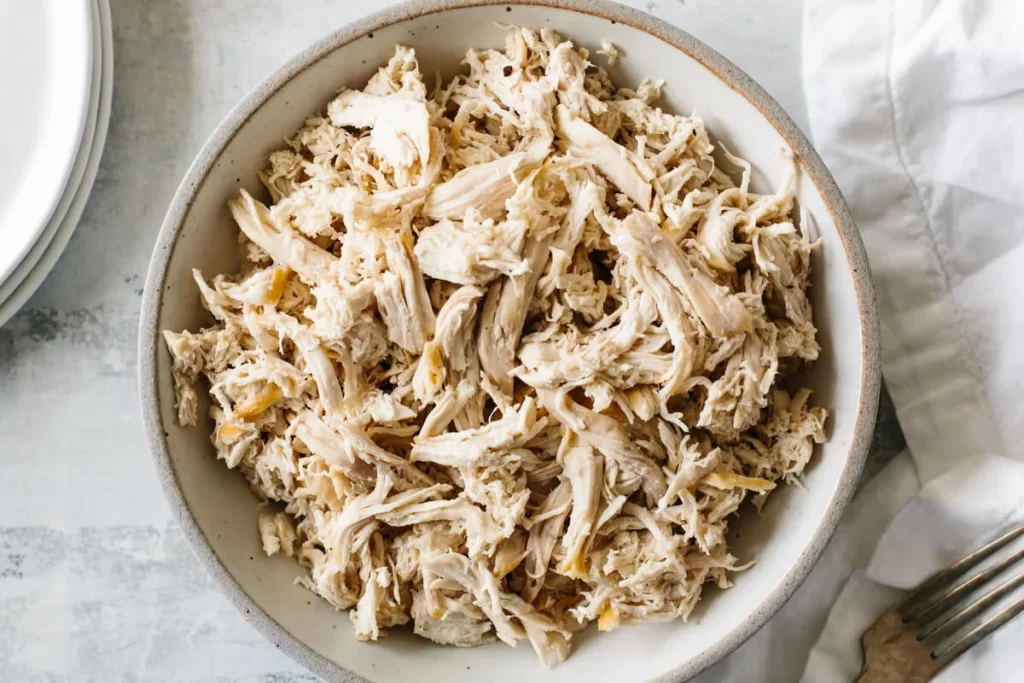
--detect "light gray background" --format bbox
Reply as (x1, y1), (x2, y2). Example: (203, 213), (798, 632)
(0, 1), (904, 680)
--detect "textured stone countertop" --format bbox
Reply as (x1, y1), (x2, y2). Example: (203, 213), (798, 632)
(0, 1), (904, 680)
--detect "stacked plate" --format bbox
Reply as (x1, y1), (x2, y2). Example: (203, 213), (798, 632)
(0, 0), (112, 326)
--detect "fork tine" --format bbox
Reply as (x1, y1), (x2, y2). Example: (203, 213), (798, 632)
(919, 570), (1024, 643)
(899, 525), (1024, 617)
(906, 545), (1024, 624)
(932, 595), (1024, 668)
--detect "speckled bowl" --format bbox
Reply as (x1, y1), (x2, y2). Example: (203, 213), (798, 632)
(139, 1), (880, 681)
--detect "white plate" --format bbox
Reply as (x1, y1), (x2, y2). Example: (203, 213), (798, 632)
(0, 0), (93, 287)
(0, 0), (112, 327)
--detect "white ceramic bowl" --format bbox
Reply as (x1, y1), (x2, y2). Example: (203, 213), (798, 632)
(140, 2), (880, 681)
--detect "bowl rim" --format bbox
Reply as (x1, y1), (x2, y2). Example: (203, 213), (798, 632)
(138, 1), (881, 681)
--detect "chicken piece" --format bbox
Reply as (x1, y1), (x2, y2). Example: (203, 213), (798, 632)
(412, 285), (485, 401)
(459, 464), (533, 543)
(411, 397), (548, 467)
(242, 437), (301, 503)
(478, 236), (551, 397)
(424, 552), (573, 666)
(604, 243), (700, 398)
(508, 595), (574, 668)
(757, 388), (827, 481)
(612, 211), (751, 338)
(423, 552), (523, 644)
(538, 389), (666, 500)
(559, 446), (603, 578)
(701, 471), (776, 493)
(259, 150), (303, 204)
(420, 378), (478, 437)
(621, 503), (681, 556)
(555, 104), (652, 211)
(328, 90), (432, 184)
(229, 190), (337, 284)
(411, 589), (495, 647)
(206, 354), (310, 411)
(363, 45), (427, 97)
(658, 444), (722, 510)
(463, 28), (558, 125)
(254, 308), (346, 418)
(190, 269), (247, 328)
(423, 153), (523, 220)
(294, 412), (433, 490)
(328, 415), (436, 487)
(163, 328), (220, 426)
(374, 233), (436, 354)
(595, 41), (621, 66)
(432, 292), (484, 376)
(377, 498), (505, 558)
(697, 323), (778, 439)
(516, 290), (658, 389)
(305, 280), (376, 342)
(233, 383), (284, 422)
(536, 177), (602, 291)
(423, 133), (552, 220)
(493, 530), (528, 579)
(413, 215), (526, 286)
(696, 188), (751, 271)
(547, 42), (607, 119)
(521, 481), (572, 603)
(258, 511), (297, 557)
(620, 385), (660, 422)
(752, 221), (820, 361)
(292, 414), (377, 488)
(320, 473), (449, 596)
(220, 266), (291, 307)
(350, 566), (402, 641)
(752, 221), (801, 286)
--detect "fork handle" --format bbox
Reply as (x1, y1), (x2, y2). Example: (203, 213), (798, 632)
(855, 669), (929, 683)
(856, 662), (934, 683)
(857, 610), (939, 683)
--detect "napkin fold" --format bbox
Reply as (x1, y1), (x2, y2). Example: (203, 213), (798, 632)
(798, 0), (1024, 678)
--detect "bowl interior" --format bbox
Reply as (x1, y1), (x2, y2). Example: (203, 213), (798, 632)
(150, 4), (868, 682)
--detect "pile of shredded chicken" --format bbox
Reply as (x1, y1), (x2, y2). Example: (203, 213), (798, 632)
(163, 27), (826, 667)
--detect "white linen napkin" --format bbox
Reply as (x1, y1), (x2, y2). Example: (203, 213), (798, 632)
(797, 0), (1024, 678)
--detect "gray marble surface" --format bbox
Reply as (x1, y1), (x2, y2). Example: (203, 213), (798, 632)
(0, 1), (904, 681)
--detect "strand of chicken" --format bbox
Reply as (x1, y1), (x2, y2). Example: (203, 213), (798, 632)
(164, 27), (827, 667)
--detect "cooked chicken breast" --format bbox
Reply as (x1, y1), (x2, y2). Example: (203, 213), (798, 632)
(165, 27), (827, 668)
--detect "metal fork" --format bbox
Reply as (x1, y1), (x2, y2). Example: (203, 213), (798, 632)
(856, 524), (1024, 683)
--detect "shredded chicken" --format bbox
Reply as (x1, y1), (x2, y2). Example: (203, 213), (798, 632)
(165, 27), (827, 667)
